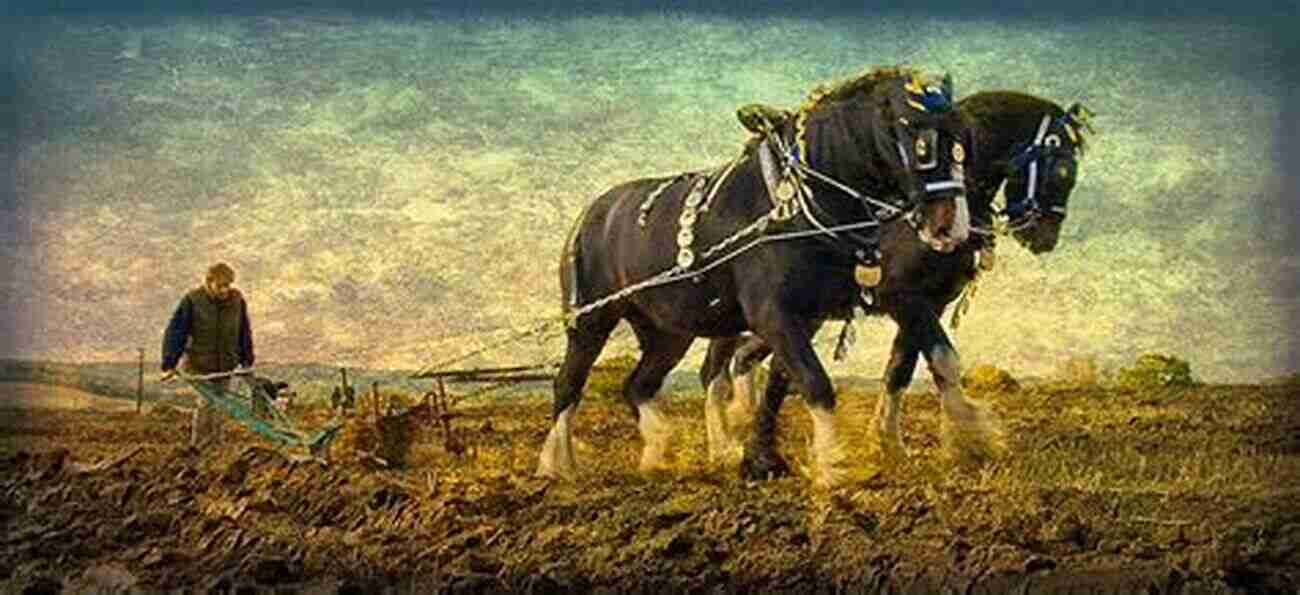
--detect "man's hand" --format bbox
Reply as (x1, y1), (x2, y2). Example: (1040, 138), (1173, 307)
(160, 369), (177, 383)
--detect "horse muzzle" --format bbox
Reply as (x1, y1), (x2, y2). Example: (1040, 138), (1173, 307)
(914, 190), (971, 253)
(1013, 210), (1064, 254)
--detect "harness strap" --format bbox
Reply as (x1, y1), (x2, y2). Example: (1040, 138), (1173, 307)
(791, 160), (905, 218)
(638, 175), (686, 228)
(833, 318), (856, 361)
(701, 155), (744, 213)
(565, 217), (882, 325)
(950, 272), (980, 330)
(925, 179), (964, 194)
(1025, 114), (1052, 205)
(766, 125), (907, 265)
(566, 102), (926, 322)
(757, 139), (799, 220)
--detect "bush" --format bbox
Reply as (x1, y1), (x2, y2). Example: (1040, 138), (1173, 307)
(1265, 372), (1300, 386)
(1115, 353), (1194, 390)
(962, 363), (1020, 393)
(1054, 356), (1101, 387)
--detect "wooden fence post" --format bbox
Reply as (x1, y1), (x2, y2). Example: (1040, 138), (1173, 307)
(136, 348), (144, 414)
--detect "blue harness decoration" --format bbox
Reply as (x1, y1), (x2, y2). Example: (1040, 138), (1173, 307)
(917, 85), (954, 112)
(1003, 111), (1087, 223)
(182, 371), (342, 457)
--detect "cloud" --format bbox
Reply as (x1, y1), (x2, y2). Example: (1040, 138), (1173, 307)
(4, 13), (1296, 382)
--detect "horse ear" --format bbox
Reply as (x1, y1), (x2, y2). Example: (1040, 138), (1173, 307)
(1067, 102), (1096, 134)
(941, 73), (954, 101)
(1066, 102), (1083, 122)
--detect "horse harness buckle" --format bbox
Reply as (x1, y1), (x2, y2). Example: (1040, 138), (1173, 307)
(675, 176), (709, 270)
(758, 138), (801, 221)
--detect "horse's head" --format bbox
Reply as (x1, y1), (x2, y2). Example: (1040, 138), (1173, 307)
(871, 71), (973, 253)
(1004, 102), (1093, 254)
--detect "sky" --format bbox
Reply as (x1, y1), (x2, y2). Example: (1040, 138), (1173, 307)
(1, 1), (1297, 382)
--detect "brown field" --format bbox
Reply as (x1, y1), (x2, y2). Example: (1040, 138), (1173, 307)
(1, 380), (1298, 594)
(0, 382), (156, 414)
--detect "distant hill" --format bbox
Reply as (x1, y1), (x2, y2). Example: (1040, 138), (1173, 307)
(0, 359), (428, 407)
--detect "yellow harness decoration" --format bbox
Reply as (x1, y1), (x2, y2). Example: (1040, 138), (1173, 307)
(951, 246), (995, 329)
(854, 264), (882, 287)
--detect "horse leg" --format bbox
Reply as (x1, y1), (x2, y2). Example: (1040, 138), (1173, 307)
(728, 335), (773, 427)
(746, 318), (847, 487)
(702, 337), (742, 463)
(901, 305), (1006, 463)
(537, 314), (618, 479)
(877, 330), (920, 463)
(740, 359), (792, 480)
(700, 336), (736, 393)
(625, 320), (693, 475)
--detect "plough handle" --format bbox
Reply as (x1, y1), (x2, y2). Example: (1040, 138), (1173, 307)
(179, 367), (256, 381)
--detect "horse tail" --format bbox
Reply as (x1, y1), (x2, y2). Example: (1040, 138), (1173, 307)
(560, 200), (598, 318)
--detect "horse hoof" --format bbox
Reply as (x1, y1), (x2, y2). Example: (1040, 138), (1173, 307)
(709, 443), (744, 466)
(638, 451), (679, 477)
(740, 450), (790, 481)
(534, 465), (574, 481)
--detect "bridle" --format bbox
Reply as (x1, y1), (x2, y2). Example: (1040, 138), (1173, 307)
(753, 77), (968, 263)
(1000, 110), (1089, 231)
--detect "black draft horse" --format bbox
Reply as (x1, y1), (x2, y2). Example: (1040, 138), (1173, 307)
(700, 91), (1094, 472)
(537, 67), (975, 486)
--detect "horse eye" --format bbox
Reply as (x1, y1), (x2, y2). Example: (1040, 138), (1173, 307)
(1044, 134), (1062, 148)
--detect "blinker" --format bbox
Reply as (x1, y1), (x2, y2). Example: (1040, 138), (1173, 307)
(913, 129), (939, 170)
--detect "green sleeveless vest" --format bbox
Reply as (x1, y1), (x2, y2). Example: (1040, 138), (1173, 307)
(183, 287), (243, 374)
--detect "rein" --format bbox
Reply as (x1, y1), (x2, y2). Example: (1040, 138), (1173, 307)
(951, 114), (1060, 329)
(565, 82), (969, 326)
(951, 109), (1090, 329)
(566, 214), (882, 325)
(771, 127), (907, 220)
(759, 111), (924, 266)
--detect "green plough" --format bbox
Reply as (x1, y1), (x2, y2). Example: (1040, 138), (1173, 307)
(180, 368), (342, 458)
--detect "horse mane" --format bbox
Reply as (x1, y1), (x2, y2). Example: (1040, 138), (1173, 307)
(797, 65), (920, 115)
(962, 90), (1091, 155)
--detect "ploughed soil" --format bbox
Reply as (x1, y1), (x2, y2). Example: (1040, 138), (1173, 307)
(1, 380), (1298, 594)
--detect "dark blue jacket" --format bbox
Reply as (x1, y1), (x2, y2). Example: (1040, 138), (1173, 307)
(161, 288), (255, 371)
